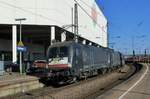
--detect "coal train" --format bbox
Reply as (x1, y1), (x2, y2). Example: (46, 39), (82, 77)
(47, 41), (125, 82)
(28, 41), (125, 84)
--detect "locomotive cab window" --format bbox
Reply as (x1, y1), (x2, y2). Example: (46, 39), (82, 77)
(60, 47), (68, 57)
(48, 47), (68, 58)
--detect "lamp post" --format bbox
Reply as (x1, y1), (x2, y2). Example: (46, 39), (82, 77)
(131, 35), (146, 63)
(15, 18), (26, 74)
(132, 35), (146, 55)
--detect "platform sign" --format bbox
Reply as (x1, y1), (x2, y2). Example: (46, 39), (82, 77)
(17, 41), (27, 52)
(18, 41), (24, 46)
(17, 46), (27, 52)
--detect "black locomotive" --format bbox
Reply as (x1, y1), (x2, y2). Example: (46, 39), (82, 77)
(45, 41), (124, 83)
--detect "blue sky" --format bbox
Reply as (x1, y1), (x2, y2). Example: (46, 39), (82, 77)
(96, 0), (150, 54)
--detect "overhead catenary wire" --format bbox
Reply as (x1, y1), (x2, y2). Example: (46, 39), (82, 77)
(12, 6), (68, 17)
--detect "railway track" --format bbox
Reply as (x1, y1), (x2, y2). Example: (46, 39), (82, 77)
(1, 64), (139, 99)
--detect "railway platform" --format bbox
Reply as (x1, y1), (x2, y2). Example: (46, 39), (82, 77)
(96, 63), (150, 99)
(0, 73), (44, 98)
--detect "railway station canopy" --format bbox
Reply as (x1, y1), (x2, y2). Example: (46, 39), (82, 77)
(0, 24), (101, 63)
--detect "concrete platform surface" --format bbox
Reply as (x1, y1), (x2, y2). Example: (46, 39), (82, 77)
(0, 73), (44, 98)
(96, 63), (150, 99)
(0, 73), (37, 85)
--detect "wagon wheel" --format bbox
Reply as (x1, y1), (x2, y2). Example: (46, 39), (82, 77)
(72, 76), (77, 82)
(102, 69), (106, 75)
(68, 76), (78, 84)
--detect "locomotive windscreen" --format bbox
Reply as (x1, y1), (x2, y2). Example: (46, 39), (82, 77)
(48, 47), (68, 58)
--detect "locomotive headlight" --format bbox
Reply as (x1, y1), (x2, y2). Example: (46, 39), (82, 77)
(49, 59), (52, 62)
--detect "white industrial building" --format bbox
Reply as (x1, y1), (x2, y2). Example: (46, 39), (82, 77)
(0, 0), (108, 65)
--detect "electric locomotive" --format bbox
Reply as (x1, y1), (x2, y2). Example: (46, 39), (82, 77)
(46, 41), (124, 83)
